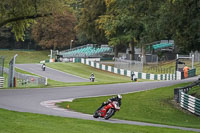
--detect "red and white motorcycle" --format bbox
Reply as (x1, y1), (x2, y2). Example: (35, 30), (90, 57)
(93, 101), (120, 120)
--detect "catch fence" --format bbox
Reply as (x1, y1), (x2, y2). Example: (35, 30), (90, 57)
(4, 67), (47, 87)
(114, 58), (143, 72)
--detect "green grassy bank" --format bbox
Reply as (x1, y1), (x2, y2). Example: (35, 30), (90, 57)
(57, 83), (200, 128)
(0, 108), (196, 133)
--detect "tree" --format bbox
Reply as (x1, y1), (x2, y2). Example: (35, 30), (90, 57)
(0, 0), (64, 41)
(31, 10), (77, 49)
(97, 0), (146, 59)
(158, 0), (200, 52)
(76, 0), (107, 44)
(97, 0), (165, 61)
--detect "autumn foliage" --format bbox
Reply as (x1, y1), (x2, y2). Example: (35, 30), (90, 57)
(32, 11), (77, 49)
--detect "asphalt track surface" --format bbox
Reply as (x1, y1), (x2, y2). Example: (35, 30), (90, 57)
(16, 64), (89, 82)
(1, 64), (200, 132)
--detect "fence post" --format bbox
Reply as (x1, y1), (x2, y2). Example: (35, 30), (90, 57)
(45, 77), (48, 85)
(174, 88), (180, 103)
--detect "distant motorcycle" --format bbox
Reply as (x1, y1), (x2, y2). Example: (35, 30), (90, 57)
(93, 101), (120, 120)
(42, 64), (46, 71)
(90, 76), (95, 82)
(90, 73), (95, 82)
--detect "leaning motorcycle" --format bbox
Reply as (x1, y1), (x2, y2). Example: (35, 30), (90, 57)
(42, 65), (46, 71)
(93, 101), (120, 120)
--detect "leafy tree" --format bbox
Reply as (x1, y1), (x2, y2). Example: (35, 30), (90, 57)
(76, 0), (107, 44)
(158, 0), (200, 52)
(0, 0), (64, 41)
(31, 10), (77, 49)
(97, 0), (165, 61)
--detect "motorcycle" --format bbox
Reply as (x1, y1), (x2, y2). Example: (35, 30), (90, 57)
(90, 76), (95, 82)
(42, 65), (46, 71)
(93, 101), (120, 120)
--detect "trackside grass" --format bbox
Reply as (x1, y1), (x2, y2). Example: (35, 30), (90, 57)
(189, 86), (200, 99)
(0, 50), (49, 67)
(46, 62), (150, 85)
(57, 82), (200, 129)
(0, 108), (197, 133)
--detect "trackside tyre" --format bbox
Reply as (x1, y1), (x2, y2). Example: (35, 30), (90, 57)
(105, 109), (115, 120)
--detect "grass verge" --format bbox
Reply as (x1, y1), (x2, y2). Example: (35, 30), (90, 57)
(46, 62), (149, 85)
(0, 50), (49, 67)
(57, 82), (200, 128)
(0, 108), (197, 133)
(189, 86), (200, 99)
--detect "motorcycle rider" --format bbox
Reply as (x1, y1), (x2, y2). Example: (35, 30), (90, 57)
(97, 94), (122, 110)
(42, 63), (46, 71)
(90, 73), (95, 82)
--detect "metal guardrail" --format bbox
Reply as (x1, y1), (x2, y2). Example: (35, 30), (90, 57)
(174, 79), (200, 116)
(180, 92), (200, 116)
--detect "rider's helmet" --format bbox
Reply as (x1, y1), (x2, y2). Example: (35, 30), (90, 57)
(117, 94), (122, 99)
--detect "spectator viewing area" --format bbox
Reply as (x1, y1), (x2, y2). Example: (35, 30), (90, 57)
(59, 44), (112, 58)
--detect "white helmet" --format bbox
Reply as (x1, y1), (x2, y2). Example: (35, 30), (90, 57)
(117, 94), (122, 99)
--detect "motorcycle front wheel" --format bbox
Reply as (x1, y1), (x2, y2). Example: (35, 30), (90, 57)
(105, 109), (115, 120)
(93, 111), (99, 118)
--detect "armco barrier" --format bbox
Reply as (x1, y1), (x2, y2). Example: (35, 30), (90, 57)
(0, 77), (4, 88)
(71, 58), (196, 80)
(78, 58), (179, 80)
(180, 92), (200, 116)
(174, 79), (200, 116)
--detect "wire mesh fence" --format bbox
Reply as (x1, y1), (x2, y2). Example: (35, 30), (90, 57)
(3, 67), (47, 87)
(145, 66), (176, 74)
(114, 58), (143, 72)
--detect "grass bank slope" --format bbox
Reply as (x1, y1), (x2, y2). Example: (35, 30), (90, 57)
(0, 50), (49, 67)
(57, 83), (200, 128)
(0, 108), (196, 133)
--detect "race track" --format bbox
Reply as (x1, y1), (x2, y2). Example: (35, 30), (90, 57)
(16, 64), (89, 82)
(1, 64), (200, 132)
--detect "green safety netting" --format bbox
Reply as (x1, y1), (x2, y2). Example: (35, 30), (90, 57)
(152, 43), (173, 50)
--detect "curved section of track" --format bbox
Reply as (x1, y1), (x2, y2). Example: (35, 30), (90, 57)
(0, 76), (200, 132)
(16, 64), (89, 82)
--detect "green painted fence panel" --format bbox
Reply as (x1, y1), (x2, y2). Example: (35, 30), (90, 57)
(111, 67), (114, 73)
(100, 64), (102, 69)
(124, 70), (127, 76)
(146, 74), (150, 80)
(154, 75), (158, 80)
(160, 75), (163, 80)
(138, 73), (142, 79)
(118, 69), (120, 74)
(105, 65), (108, 71)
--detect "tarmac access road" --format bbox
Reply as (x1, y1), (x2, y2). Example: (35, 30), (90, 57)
(16, 64), (89, 82)
(0, 75), (200, 132)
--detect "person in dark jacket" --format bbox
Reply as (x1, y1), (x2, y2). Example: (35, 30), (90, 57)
(97, 94), (122, 110)
(42, 63), (46, 71)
